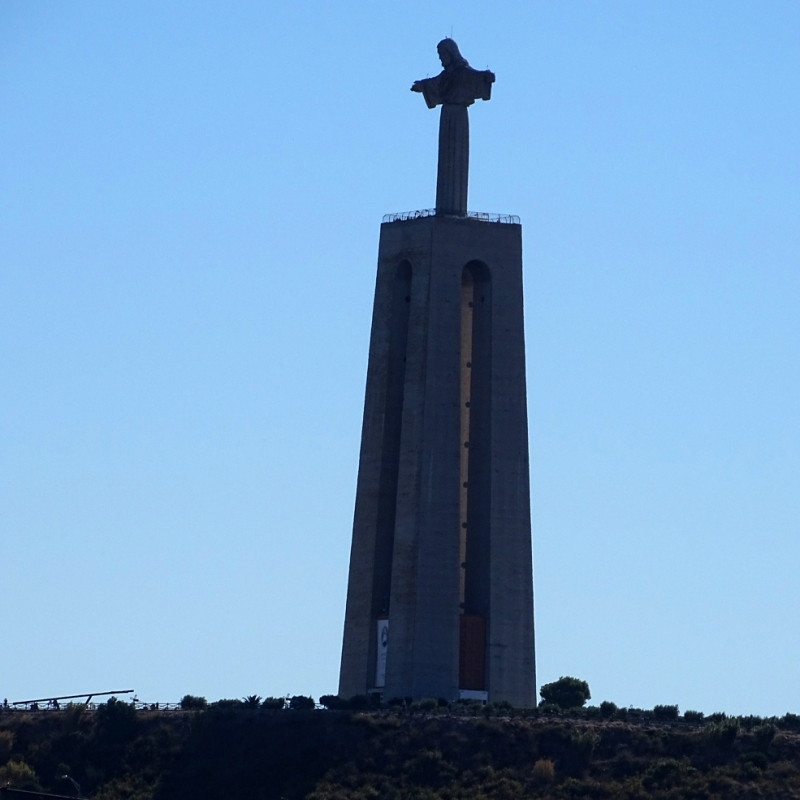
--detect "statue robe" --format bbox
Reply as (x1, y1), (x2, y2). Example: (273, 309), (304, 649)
(417, 66), (495, 109)
(416, 67), (495, 216)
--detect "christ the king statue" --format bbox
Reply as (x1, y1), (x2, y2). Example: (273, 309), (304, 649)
(412, 39), (495, 216)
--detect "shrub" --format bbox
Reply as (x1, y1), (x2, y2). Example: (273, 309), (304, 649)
(683, 710), (704, 722)
(483, 700), (513, 715)
(0, 760), (40, 790)
(0, 730), (14, 761)
(753, 723), (776, 749)
(539, 677), (590, 709)
(318, 695), (343, 710)
(642, 758), (696, 790)
(261, 697), (285, 710)
(317, 694), (380, 711)
(288, 695), (315, 711)
(180, 695), (207, 711)
(706, 718), (739, 748)
(779, 712), (800, 732)
(95, 697), (138, 742)
(653, 704), (679, 720)
(571, 729), (600, 756)
(743, 751), (768, 770)
(334, 694), (379, 711)
(531, 758), (555, 784)
(599, 701), (617, 718)
(410, 698), (438, 712)
(453, 699), (483, 715)
(406, 749), (456, 787)
(212, 699), (243, 709)
(386, 696), (407, 707)
(738, 715), (763, 730)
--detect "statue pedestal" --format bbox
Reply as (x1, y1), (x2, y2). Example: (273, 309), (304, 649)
(338, 214), (536, 707)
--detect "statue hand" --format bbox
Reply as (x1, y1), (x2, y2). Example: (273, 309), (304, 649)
(411, 81), (424, 93)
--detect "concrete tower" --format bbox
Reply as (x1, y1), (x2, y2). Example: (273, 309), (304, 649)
(338, 39), (535, 707)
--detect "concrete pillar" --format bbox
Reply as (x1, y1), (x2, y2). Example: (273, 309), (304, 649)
(339, 215), (535, 707)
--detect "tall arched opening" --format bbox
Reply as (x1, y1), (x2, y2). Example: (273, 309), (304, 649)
(459, 260), (492, 692)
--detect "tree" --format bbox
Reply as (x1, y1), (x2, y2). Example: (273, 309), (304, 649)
(539, 677), (591, 709)
(288, 695), (315, 710)
(242, 695), (262, 709)
(181, 695), (208, 711)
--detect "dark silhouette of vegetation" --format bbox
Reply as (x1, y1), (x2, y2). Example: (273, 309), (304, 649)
(654, 703), (680, 720)
(539, 676), (591, 708)
(319, 694), (381, 711)
(4, 694), (800, 798)
(599, 700), (617, 718)
(180, 695), (207, 711)
(288, 695), (315, 711)
(242, 695), (262, 709)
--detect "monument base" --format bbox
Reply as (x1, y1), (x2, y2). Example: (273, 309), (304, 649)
(339, 212), (535, 707)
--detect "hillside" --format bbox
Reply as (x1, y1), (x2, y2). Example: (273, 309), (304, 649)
(3, 701), (800, 799)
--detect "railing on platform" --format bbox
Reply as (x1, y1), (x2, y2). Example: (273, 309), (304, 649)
(5, 690), (134, 711)
(2, 700), (182, 713)
(382, 209), (520, 224)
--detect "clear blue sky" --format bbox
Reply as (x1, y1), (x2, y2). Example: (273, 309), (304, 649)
(2, 1), (799, 715)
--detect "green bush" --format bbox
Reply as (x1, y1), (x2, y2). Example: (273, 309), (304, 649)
(683, 710), (704, 722)
(95, 697), (138, 742)
(779, 713), (800, 732)
(0, 730), (14, 762)
(318, 694), (343, 710)
(288, 695), (315, 711)
(571, 729), (600, 755)
(706, 718), (739, 749)
(410, 698), (439, 712)
(483, 700), (513, 716)
(599, 701), (617, 718)
(653, 704), (679, 720)
(753, 723), (776, 749)
(642, 758), (696, 790)
(539, 677), (591, 709)
(180, 695), (207, 711)
(537, 702), (560, 715)
(261, 696), (285, 710)
(0, 760), (40, 790)
(386, 696), (409, 707)
(212, 699), (244, 709)
(743, 751), (768, 770)
(739, 714), (764, 730)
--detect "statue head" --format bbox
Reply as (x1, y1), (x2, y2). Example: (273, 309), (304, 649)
(437, 38), (468, 70)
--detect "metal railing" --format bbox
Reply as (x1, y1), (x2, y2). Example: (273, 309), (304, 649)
(5, 690), (134, 711)
(382, 209), (520, 224)
(1, 700), (182, 713)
